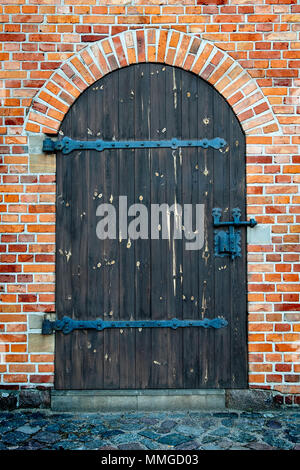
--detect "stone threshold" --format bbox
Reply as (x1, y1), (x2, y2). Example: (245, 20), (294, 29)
(51, 389), (225, 412)
(0, 388), (289, 411)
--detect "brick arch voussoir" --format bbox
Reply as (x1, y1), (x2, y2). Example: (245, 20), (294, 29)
(25, 28), (280, 137)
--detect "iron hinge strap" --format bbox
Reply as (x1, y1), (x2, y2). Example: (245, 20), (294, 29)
(42, 316), (228, 335)
(42, 136), (227, 155)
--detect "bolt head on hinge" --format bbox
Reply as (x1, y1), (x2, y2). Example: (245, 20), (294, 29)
(42, 137), (55, 153)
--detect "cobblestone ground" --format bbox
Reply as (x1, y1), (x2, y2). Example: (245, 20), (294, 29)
(0, 409), (299, 450)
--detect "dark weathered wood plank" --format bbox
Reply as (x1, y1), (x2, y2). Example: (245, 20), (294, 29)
(82, 79), (105, 389)
(230, 116), (248, 388)
(150, 63), (169, 388)
(165, 66), (183, 388)
(197, 77), (215, 389)
(134, 64), (152, 389)
(118, 65), (136, 389)
(55, 94), (76, 390)
(99, 71), (120, 389)
(181, 68), (200, 389)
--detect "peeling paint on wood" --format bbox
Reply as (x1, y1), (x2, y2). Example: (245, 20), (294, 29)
(218, 265), (227, 271)
(172, 68), (177, 110)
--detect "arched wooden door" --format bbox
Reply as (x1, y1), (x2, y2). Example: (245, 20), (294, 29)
(55, 63), (247, 390)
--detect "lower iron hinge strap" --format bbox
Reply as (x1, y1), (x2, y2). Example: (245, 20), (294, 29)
(42, 316), (228, 335)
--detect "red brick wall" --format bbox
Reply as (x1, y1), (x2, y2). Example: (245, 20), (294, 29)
(0, 0), (299, 404)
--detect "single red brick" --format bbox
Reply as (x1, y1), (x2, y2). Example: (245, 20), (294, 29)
(275, 364), (291, 372)
(18, 294), (37, 302)
(266, 375), (283, 383)
(3, 374), (28, 383)
(81, 35), (106, 43)
(30, 375), (53, 383)
(284, 375), (300, 383)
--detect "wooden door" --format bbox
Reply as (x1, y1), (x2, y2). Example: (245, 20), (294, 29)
(55, 63), (247, 390)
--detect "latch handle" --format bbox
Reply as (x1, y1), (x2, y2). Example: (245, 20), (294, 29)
(213, 207), (257, 228)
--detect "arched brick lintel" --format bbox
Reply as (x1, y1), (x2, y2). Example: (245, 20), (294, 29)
(25, 28), (280, 137)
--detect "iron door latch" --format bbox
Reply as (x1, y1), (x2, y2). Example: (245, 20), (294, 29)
(213, 208), (257, 260)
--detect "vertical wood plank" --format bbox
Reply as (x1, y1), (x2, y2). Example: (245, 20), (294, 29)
(196, 77), (215, 388)
(230, 119), (248, 388)
(212, 87), (231, 389)
(83, 80), (105, 389)
(165, 66), (183, 388)
(150, 63), (168, 388)
(101, 71), (120, 389)
(118, 66), (136, 389)
(181, 68), (200, 389)
(134, 64), (152, 389)
(55, 96), (76, 389)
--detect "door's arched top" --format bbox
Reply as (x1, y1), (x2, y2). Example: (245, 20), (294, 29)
(25, 28), (279, 137)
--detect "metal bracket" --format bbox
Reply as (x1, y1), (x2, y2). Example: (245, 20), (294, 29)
(42, 136), (227, 155)
(213, 208), (257, 260)
(42, 315), (228, 335)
